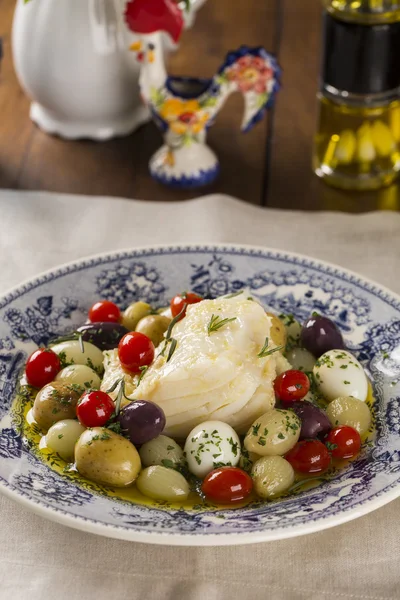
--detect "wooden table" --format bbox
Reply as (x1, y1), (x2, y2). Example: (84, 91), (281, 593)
(1, 0), (399, 211)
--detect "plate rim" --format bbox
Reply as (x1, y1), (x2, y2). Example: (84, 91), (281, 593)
(1, 242), (399, 546)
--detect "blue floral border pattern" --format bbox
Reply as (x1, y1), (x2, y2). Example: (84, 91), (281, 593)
(0, 245), (399, 540)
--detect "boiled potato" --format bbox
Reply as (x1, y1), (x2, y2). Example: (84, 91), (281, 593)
(136, 466), (189, 501)
(32, 382), (81, 430)
(139, 435), (184, 469)
(50, 340), (103, 374)
(55, 364), (101, 390)
(244, 409), (301, 456)
(135, 315), (171, 347)
(326, 396), (371, 435)
(45, 419), (85, 461)
(122, 301), (151, 331)
(252, 456), (295, 499)
(286, 347), (316, 372)
(266, 312), (287, 349)
(75, 427), (141, 487)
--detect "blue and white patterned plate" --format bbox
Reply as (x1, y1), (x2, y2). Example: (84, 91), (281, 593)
(0, 244), (400, 546)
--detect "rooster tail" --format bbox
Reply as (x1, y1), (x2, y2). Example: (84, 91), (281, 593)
(214, 46), (281, 133)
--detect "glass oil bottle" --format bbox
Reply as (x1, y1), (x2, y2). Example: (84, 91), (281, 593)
(313, 4), (400, 190)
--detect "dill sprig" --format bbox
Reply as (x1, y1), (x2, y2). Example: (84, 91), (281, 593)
(106, 377), (131, 417)
(224, 290), (244, 299)
(207, 314), (237, 335)
(137, 365), (148, 385)
(166, 338), (177, 362)
(257, 336), (284, 358)
(78, 333), (85, 354)
(166, 304), (186, 340)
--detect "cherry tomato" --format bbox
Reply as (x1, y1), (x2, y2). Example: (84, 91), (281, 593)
(201, 467), (253, 504)
(273, 370), (310, 402)
(325, 426), (361, 459)
(118, 332), (155, 374)
(89, 300), (121, 323)
(285, 440), (331, 474)
(170, 292), (202, 319)
(25, 348), (61, 388)
(76, 390), (115, 427)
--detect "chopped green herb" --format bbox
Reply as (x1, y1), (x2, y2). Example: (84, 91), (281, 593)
(325, 442), (338, 451)
(252, 423), (261, 436)
(167, 445), (175, 451)
(257, 437), (266, 446)
(277, 432), (285, 440)
(343, 380), (351, 385)
(57, 434), (64, 439)
(106, 422), (122, 435)
(228, 437), (239, 456)
(194, 456), (201, 465)
(161, 459), (175, 469)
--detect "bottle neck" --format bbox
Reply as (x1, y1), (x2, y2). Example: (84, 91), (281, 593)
(323, 0), (400, 24)
(321, 13), (400, 96)
(321, 83), (400, 107)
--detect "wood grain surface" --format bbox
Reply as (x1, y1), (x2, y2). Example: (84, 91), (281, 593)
(1, 0), (399, 211)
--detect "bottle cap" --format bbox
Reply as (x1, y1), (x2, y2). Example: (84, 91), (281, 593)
(322, 12), (400, 95)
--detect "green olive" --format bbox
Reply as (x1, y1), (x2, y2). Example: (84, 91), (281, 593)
(135, 315), (171, 347)
(122, 302), (151, 331)
(75, 427), (141, 487)
(32, 382), (81, 431)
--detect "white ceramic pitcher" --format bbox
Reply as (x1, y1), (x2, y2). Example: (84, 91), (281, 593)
(12, 0), (206, 141)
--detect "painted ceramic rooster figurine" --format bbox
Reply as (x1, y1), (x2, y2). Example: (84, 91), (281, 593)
(125, 0), (281, 188)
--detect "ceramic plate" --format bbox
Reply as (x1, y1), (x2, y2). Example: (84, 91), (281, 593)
(0, 245), (399, 546)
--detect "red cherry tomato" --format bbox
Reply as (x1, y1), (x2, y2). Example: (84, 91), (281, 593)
(170, 292), (202, 319)
(25, 348), (61, 388)
(118, 332), (155, 374)
(89, 300), (121, 323)
(201, 467), (253, 504)
(273, 370), (310, 402)
(76, 390), (115, 427)
(285, 440), (331, 474)
(325, 426), (361, 459)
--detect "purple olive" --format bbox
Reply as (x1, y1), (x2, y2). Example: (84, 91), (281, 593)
(118, 400), (166, 445)
(300, 314), (345, 358)
(77, 322), (128, 350)
(288, 401), (331, 439)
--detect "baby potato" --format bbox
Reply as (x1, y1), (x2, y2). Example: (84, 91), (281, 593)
(50, 340), (103, 374)
(55, 364), (101, 390)
(135, 315), (171, 347)
(266, 312), (287, 349)
(252, 456), (295, 499)
(244, 409), (301, 456)
(122, 301), (151, 331)
(75, 427), (141, 487)
(139, 435), (184, 469)
(136, 466), (189, 501)
(286, 347), (316, 373)
(32, 382), (81, 430)
(326, 396), (371, 435)
(45, 419), (85, 461)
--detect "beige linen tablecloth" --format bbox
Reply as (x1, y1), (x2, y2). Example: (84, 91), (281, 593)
(0, 190), (399, 600)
